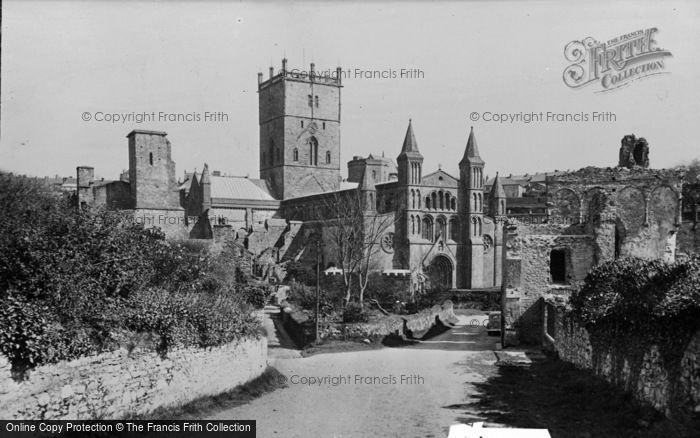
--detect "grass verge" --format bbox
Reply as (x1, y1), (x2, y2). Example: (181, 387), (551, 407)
(131, 367), (285, 420)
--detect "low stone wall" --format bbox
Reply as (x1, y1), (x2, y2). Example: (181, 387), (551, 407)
(0, 337), (267, 420)
(321, 301), (457, 342)
(435, 289), (500, 311)
(550, 309), (700, 421)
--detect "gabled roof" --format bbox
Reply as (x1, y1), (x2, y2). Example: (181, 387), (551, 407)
(209, 175), (275, 201)
(421, 169), (459, 188)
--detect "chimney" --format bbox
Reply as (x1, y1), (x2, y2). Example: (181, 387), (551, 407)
(257, 72), (263, 85)
(336, 66), (342, 84)
(212, 170), (221, 177)
(282, 58), (287, 76)
(269, 66), (274, 79)
(310, 62), (315, 80)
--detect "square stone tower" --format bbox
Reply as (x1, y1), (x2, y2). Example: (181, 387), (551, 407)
(127, 130), (181, 209)
(258, 59), (342, 199)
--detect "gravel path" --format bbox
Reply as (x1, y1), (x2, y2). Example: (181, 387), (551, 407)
(209, 314), (501, 437)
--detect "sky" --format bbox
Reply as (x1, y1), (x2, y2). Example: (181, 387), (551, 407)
(2, 0), (699, 182)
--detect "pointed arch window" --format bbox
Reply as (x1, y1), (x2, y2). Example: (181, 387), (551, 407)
(326, 150), (331, 164)
(451, 198), (456, 211)
(411, 190), (416, 209)
(425, 196), (431, 210)
(309, 137), (318, 165)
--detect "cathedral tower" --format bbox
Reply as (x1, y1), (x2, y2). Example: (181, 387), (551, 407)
(458, 127), (485, 288)
(257, 59), (343, 199)
(397, 120), (424, 268)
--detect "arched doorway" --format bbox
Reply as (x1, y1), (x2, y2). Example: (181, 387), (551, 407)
(427, 255), (453, 290)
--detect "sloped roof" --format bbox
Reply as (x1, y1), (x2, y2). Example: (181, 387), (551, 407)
(421, 169), (459, 187)
(210, 175), (275, 201)
(484, 170), (569, 189)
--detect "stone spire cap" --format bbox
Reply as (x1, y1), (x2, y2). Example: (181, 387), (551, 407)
(399, 119), (421, 155)
(200, 163), (211, 184)
(460, 126), (484, 165)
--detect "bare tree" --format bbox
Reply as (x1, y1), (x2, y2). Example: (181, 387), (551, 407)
(312, 188), (397, 308)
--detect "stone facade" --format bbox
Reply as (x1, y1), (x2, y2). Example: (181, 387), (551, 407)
(0, 338), (267, 420)
(281, 120), (505, 290)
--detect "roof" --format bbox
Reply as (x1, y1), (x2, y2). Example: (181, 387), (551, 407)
(484, 170), (569, 189)
(490, 173), (506, 198)
(399, 119), (420, 155)
(460, 126), (483, 164)
(421, 169), (459, 187)
(209, 175), (276, 201)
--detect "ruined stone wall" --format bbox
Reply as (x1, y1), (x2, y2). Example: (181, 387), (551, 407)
(551, 309), (700, 422)
(548, 167), (682, 262)
(503, 221), (594, 344)
(0, 338), (267, 420)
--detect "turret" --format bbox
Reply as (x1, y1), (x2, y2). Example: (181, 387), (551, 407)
(201, 163), (212, 212)
(397, 119), (423, 186)
(489, 172), (506, 217)
(358, 166), (376, 212)
(458, 126), (485, 288)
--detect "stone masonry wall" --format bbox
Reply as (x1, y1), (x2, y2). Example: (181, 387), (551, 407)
(0, 338), (267, 420)
(551, 309), (700, 421)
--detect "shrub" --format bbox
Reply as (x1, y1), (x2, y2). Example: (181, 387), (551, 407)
(342, 302), (369, 323)
(0, 172), (262, 373)
(125, 288), (262, 355)
(240, 282), (271, 309)
(287, 281), (340, 317)
(570, 256), (700, 338)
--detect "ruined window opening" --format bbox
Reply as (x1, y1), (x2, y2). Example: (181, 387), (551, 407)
(550, 249), (567, 284)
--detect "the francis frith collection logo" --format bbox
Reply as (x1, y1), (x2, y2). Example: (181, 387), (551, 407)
(563, 28), (672, 92)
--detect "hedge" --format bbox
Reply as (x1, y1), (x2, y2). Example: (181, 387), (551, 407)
(0, 173), (264, 374)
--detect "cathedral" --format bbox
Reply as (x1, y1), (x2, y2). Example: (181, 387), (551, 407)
(256, 59), (504, 289)
(75, 59), (507, 290)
